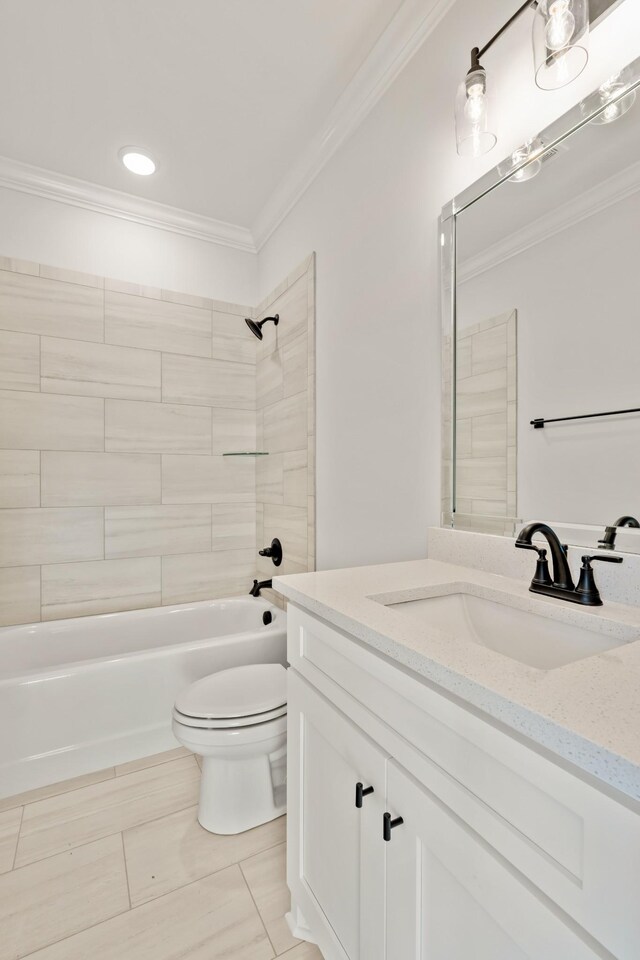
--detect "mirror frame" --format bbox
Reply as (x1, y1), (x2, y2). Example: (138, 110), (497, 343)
(440, 53), (640, 542)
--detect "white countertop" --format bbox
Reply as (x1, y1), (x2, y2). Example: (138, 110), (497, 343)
(274, 558), (640, 803)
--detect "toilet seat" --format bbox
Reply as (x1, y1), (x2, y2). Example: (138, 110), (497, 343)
(173, 702), (287, 729)
(174, 663), (287, 729)
(172, 711), (287, 748)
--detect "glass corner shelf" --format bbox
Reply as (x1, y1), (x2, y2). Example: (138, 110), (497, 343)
(222, 451), (269, 457)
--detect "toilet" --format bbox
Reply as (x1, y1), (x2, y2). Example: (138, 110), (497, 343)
(172, 662), (287, 835)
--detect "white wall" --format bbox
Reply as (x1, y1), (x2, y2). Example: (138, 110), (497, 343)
(257, 0), (640, 571)
(458, 189), (640, 527)
(0, 188), (257, 305)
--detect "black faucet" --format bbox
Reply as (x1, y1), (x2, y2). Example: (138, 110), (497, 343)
(249, 579), (272, 597)
(598, 515), (640, 550)
(516, 522), (622, 605)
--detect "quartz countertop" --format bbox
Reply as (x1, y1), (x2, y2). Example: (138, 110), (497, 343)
(274, 558), (640, 804)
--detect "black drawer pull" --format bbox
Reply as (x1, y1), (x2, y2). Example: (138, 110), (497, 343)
(383, 811), (404, 841)
(355, 782), (374, 808)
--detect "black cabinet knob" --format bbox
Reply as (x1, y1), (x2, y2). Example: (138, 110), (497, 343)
(383, 811), (404, 841)
(355, 782), (374, 808)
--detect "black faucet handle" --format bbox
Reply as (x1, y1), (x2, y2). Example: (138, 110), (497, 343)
(576, 554), (623, 606)
(582, 554), (624, 566)
(515, 541), (547, 557)
(516, 541), (552, 587)
(258, 538), (282, 566)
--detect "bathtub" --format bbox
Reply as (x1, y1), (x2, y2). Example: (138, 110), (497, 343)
(0, 597), (286, 799)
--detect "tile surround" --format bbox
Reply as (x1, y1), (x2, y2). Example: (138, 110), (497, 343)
(41, 337), (161, 401)
(0, 750), (321, 960)
(0, 253), (315, 625)
(161, 353), (254, 409)
(0, 330), (40, 392)
(444, 310), (517, 535)
(0, 507), (104, 567)
(161, 549), (256, 605)
(0, 268), (104, 341)
(41, 557), (162, 620)
(161, 455), (255, 504)
(0, 390), (104, 451)
(0, 567), (41, 627)
(0, 450), (40, 507)
(255, 258), (316, 606)
(105, 505), (212, 559)
(104, 290), (212, 358)
(41, 452), (161, 507)
(105, 399), (212, 454)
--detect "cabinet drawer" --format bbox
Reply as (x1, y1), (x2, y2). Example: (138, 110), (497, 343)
(288, 603), (640, 960)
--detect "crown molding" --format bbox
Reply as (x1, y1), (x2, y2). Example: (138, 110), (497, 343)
(0, 0), (456, 256)
(251, 0), (457, 251)
(457, 157), (640, 285)
(0, 155), (256, 253)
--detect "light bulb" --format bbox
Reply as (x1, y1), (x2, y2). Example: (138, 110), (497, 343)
(118, 147), (156, 176)
(464, 83), (486, 124)
(456, 65), (495, 158)
(603, 102), (621, 122)
(545, 0), (575, 51)
(507, 140), (543, 183)
(590, 74), (637, 125)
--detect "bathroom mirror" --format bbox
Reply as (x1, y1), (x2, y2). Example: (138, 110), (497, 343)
(441, 54), (640, 553)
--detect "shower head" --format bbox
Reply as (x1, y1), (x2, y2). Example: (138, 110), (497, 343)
(245, 314), (279, 341)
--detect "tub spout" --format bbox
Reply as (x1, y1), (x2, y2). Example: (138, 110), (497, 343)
(250, 579), (272, 597)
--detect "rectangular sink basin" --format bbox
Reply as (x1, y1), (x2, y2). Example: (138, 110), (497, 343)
(384, 590), (628, 669)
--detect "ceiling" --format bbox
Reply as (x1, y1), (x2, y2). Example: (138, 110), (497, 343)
(0, 0), (405, 227)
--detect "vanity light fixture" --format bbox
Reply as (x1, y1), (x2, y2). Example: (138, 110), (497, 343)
(455, 49), (496, 158)
(533, 0), (589, 90)
(590, 72), (637, 124)
(506, 138), (544, 182)
(118, 147), (157, 176)
(456, 0), (589, 157)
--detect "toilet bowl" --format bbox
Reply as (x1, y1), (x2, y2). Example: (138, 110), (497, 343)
(172, 662), (287, 834)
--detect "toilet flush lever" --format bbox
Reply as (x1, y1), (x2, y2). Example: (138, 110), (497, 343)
(355, 782), (374, 808)
(258, 538), (282, 567)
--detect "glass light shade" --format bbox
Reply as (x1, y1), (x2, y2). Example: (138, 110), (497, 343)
(533, 0), (589, 91)
(590, 74), (637, 124)
(499, 139), (544, 183)
(455, 68), (497, 158)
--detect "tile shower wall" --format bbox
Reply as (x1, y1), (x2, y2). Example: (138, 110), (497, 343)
(442, 310), (516, 537)
(455, 311), (516, 529)
(0, 255), (313, 626)
(255, 255), (315, 604)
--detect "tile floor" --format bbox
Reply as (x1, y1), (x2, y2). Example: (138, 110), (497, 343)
(0, 747), (323, 960)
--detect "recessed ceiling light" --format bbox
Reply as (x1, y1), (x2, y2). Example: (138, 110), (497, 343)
(118, 147), (156, 176)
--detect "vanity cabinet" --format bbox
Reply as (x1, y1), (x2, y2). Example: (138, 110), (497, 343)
(287, 674), (386, 960)
(385, 761), (599, 959)
(286, 603), (640, 960)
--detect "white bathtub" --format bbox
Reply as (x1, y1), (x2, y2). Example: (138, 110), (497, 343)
(0, 597), (286, 799)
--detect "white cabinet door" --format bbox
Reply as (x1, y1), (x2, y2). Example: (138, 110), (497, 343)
(385, 761), (602, 960)
(288, 672), (387, 960)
